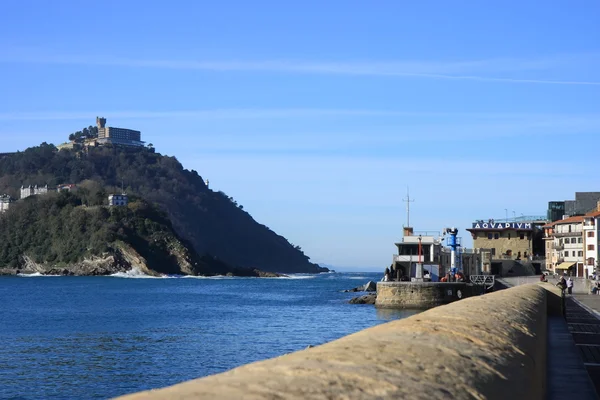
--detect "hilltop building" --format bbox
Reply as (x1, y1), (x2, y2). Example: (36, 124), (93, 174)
(108, 194), (128, 207)
(20, 185), (49, 199)
(96, 117), (144, 147)
(0, 194), (13, 213)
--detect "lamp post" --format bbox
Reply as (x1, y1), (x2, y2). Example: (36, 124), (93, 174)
(416, 234), (423, 280)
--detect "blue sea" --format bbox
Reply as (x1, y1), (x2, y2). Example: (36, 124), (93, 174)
(0, 271), (417, 399)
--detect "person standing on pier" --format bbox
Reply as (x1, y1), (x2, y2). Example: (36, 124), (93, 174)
(566, 277), (574, 295)
(556, 276), (566, 294)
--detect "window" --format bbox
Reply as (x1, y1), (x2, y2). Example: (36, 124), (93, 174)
(491, 248), (496, 256)
(589, 231), (595, 238)
(589, 245), (595, 251)
(488, 233), (493, 239)
(519, 233), (525, 240)
(565, 238), (570, 244)
(494, 233), (499, 239)
(588, 258), (595, 266)
(579, 238), (583, 243)
(579, 251), (583, 257)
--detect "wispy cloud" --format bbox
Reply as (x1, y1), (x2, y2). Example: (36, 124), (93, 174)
(0, 108), (598, 122)
(2, 47), (599, 85)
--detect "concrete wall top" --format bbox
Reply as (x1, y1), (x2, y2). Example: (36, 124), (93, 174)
(117, 284), (548, 400)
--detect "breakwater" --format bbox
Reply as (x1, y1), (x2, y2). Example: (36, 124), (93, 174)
(375, 281), (476, 308)
(118, 283), (560, 400)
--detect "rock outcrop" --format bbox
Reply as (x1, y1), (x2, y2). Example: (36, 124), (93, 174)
(348, 293), (377, 304)
(343, 281), (377, 293)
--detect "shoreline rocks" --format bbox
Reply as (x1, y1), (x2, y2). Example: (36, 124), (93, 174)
(343, 280), (377, 293)
(349, 293), (377, 304)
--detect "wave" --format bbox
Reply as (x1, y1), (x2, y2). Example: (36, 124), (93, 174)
(283, 274), (318, 280)
(109, 268), (166, 279)
(17, 272), (62, 277)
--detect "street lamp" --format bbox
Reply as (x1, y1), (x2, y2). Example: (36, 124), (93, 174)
(417, 234), (423, 280)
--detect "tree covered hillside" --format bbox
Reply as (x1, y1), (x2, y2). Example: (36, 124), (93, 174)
(0, 191), (266, 276)
(0, 143), (326, 273)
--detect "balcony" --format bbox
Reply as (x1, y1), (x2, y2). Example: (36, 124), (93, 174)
(554, 231), (582, 237)
(554, 244), (564, 251)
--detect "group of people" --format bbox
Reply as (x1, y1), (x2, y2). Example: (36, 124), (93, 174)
(382, 266), (465, 283)
(382, 267), (411, 282)
(555, 275), (574, 294)
(440, 271), (466, 282)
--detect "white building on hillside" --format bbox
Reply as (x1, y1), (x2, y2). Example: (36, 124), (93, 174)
(108, 194), (128, 207)
(20, 185), (48, 199)
(0, 194), (13, 213)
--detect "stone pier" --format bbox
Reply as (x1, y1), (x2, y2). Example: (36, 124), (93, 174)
(375, 281), (474, 308)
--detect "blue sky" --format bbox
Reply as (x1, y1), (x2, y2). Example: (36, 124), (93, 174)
(1, 1), (599, 271)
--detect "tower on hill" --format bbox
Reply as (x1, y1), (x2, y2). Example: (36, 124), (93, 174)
(96, 117), (144, 147)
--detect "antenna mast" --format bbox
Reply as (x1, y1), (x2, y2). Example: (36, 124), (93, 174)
(402, 187), (415, 227)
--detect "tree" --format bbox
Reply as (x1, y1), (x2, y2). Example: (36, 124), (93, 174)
(69, 134), (76, 141)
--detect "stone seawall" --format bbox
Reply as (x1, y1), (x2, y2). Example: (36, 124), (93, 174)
(117, 284), (552, 400)
(500, 275), (592, 294)
(376, 281), (475, 308)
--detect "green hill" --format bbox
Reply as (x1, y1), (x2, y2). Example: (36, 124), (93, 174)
(0, 191), (277, 277)
(0, 143), (327, 274)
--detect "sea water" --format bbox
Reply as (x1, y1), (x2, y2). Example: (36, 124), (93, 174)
(0, 272), (417, 399)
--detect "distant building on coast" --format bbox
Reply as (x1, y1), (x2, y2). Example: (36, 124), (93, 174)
(391, 226), (482, 281)
(0, 194), (14, 213)
(20, 185), (49, 199)
(96, 117), (144, 147)
(56, 184), (77, 193)
(108, 194), (128, 207)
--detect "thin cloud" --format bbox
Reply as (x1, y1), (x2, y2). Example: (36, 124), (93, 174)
(0, 109), (599, 121)
(2, 48), (599, 85)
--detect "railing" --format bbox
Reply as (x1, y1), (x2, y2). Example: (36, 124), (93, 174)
(473, 215), (547, 224)
(393, 255), (432, 263)
(411, 231), (441, 237)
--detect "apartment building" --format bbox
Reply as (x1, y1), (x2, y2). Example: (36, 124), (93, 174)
(583, 209), (600, 276)
(544, 215), (585, 276)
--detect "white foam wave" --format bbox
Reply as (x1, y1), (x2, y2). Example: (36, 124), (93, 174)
(283, 274), (318, 280)
(17, 272), (62, 277)
(109, 268), (165, 279)
(181, 275), (237, 279)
